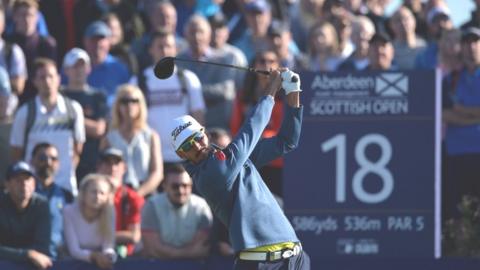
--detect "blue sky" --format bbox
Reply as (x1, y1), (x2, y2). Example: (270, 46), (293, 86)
(386, 0), (477, 27)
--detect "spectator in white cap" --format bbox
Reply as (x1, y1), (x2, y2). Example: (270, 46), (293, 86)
(415, 5), (452, 69)
(426, 6), (452, 41)
(83, 20), (131, 108)
(0, 66), (16, 188)
(62, 48), (108, 182)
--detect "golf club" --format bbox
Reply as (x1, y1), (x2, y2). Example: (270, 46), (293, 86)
(154, 56), (286, 80)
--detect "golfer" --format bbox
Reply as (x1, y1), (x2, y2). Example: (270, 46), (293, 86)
(170, 68), (309, 270)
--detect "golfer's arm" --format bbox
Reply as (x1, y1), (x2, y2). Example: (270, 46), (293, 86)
(286, 91), (300, 108)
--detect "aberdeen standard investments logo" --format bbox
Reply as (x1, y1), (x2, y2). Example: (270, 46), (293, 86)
(309, 72), (410, 116)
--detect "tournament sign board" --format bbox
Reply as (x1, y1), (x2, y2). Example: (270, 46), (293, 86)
(284, 70), (441, 258)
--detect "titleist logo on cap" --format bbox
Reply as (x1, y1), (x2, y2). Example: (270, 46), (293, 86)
(172, 121), (192, 141)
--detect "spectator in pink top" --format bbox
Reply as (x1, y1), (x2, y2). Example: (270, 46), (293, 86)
(63, 173), (116, 269)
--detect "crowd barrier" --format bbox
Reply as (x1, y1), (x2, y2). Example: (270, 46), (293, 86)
(2, 256), (480, 270)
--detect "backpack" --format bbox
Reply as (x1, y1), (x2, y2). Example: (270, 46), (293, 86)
(22, 96), (76, 158)
(138, 67), (190, 109)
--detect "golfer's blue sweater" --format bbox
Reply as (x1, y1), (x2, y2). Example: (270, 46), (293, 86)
(184, 95), (303, 252)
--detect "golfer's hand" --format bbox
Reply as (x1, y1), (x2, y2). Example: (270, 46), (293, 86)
(281, 69), (301, 95)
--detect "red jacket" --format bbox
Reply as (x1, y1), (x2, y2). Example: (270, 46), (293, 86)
(230, 92), (284, 168)
(114, 186), (144, 255)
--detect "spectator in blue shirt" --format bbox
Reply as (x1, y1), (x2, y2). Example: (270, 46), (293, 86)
(83, 20), (131, 107)
(442, 27), (480, 219)
(31, 142), (73, 259)
(232, 0), (273, 62)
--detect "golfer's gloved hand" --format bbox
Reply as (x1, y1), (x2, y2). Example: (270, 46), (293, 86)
(281, 70), (302, 95)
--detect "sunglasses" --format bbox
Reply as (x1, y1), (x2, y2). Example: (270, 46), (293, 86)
(179, 132), (204, 153)
(39, 153), (58, 162)
(119, 98), (140, 105)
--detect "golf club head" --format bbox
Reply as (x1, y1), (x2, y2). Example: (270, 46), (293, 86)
(154, 57), (175, 79)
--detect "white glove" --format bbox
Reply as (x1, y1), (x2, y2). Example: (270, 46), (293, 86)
(281, 70), (301, 95)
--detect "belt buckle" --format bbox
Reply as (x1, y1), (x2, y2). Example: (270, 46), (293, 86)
(280, 243), (302, 259)
(281, 249), (294, 259)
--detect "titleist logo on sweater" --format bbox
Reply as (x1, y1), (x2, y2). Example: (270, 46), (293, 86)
(172, 121), (192, 141)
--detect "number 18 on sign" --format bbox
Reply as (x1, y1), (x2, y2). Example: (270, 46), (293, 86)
(284, 70), (441, 258)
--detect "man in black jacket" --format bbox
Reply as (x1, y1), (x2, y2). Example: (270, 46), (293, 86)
(0, 161), (52, 269)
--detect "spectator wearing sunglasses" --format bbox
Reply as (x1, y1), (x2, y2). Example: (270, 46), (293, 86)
(141, 163), (212, 259)
(100, 84), (163, 197)
(31, 142), (73, 259)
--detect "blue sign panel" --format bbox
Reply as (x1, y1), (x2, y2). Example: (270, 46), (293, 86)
(284, 70), (441, 258)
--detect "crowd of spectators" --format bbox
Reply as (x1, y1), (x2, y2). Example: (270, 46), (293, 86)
(0, 0), (480, 268)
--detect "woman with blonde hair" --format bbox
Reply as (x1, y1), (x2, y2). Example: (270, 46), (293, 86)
(100, 84), (163, 197)
(307, 21), (342, 71)
(63, 174), (116, 269)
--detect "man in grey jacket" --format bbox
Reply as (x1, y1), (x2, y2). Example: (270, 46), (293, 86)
(170, 69), (309, 270)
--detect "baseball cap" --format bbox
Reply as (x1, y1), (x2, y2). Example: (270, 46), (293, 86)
(369, 32), (392, 45)
(268, 20), (290, 37)
(84, 21), (112, 38)
(6, 161), (35, 180)
(461, 27), (480, 42)
(170, 115), (204, 151)
(63, 48), (91, 68)
(99, 147), (124, 162)
(426, 7), (450, 25)
(245, 0), (271, 13)
(208, 12), (227, 28)
(0, 66), (11, 97)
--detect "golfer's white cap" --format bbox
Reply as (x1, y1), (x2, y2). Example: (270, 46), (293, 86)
(170, 115), (203, 151)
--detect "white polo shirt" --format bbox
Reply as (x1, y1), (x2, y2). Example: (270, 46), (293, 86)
(143, 66), (206, 162)
(10, 95), (85, 195)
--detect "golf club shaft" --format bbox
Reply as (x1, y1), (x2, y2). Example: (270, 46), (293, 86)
(172, 57), (270, 76)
